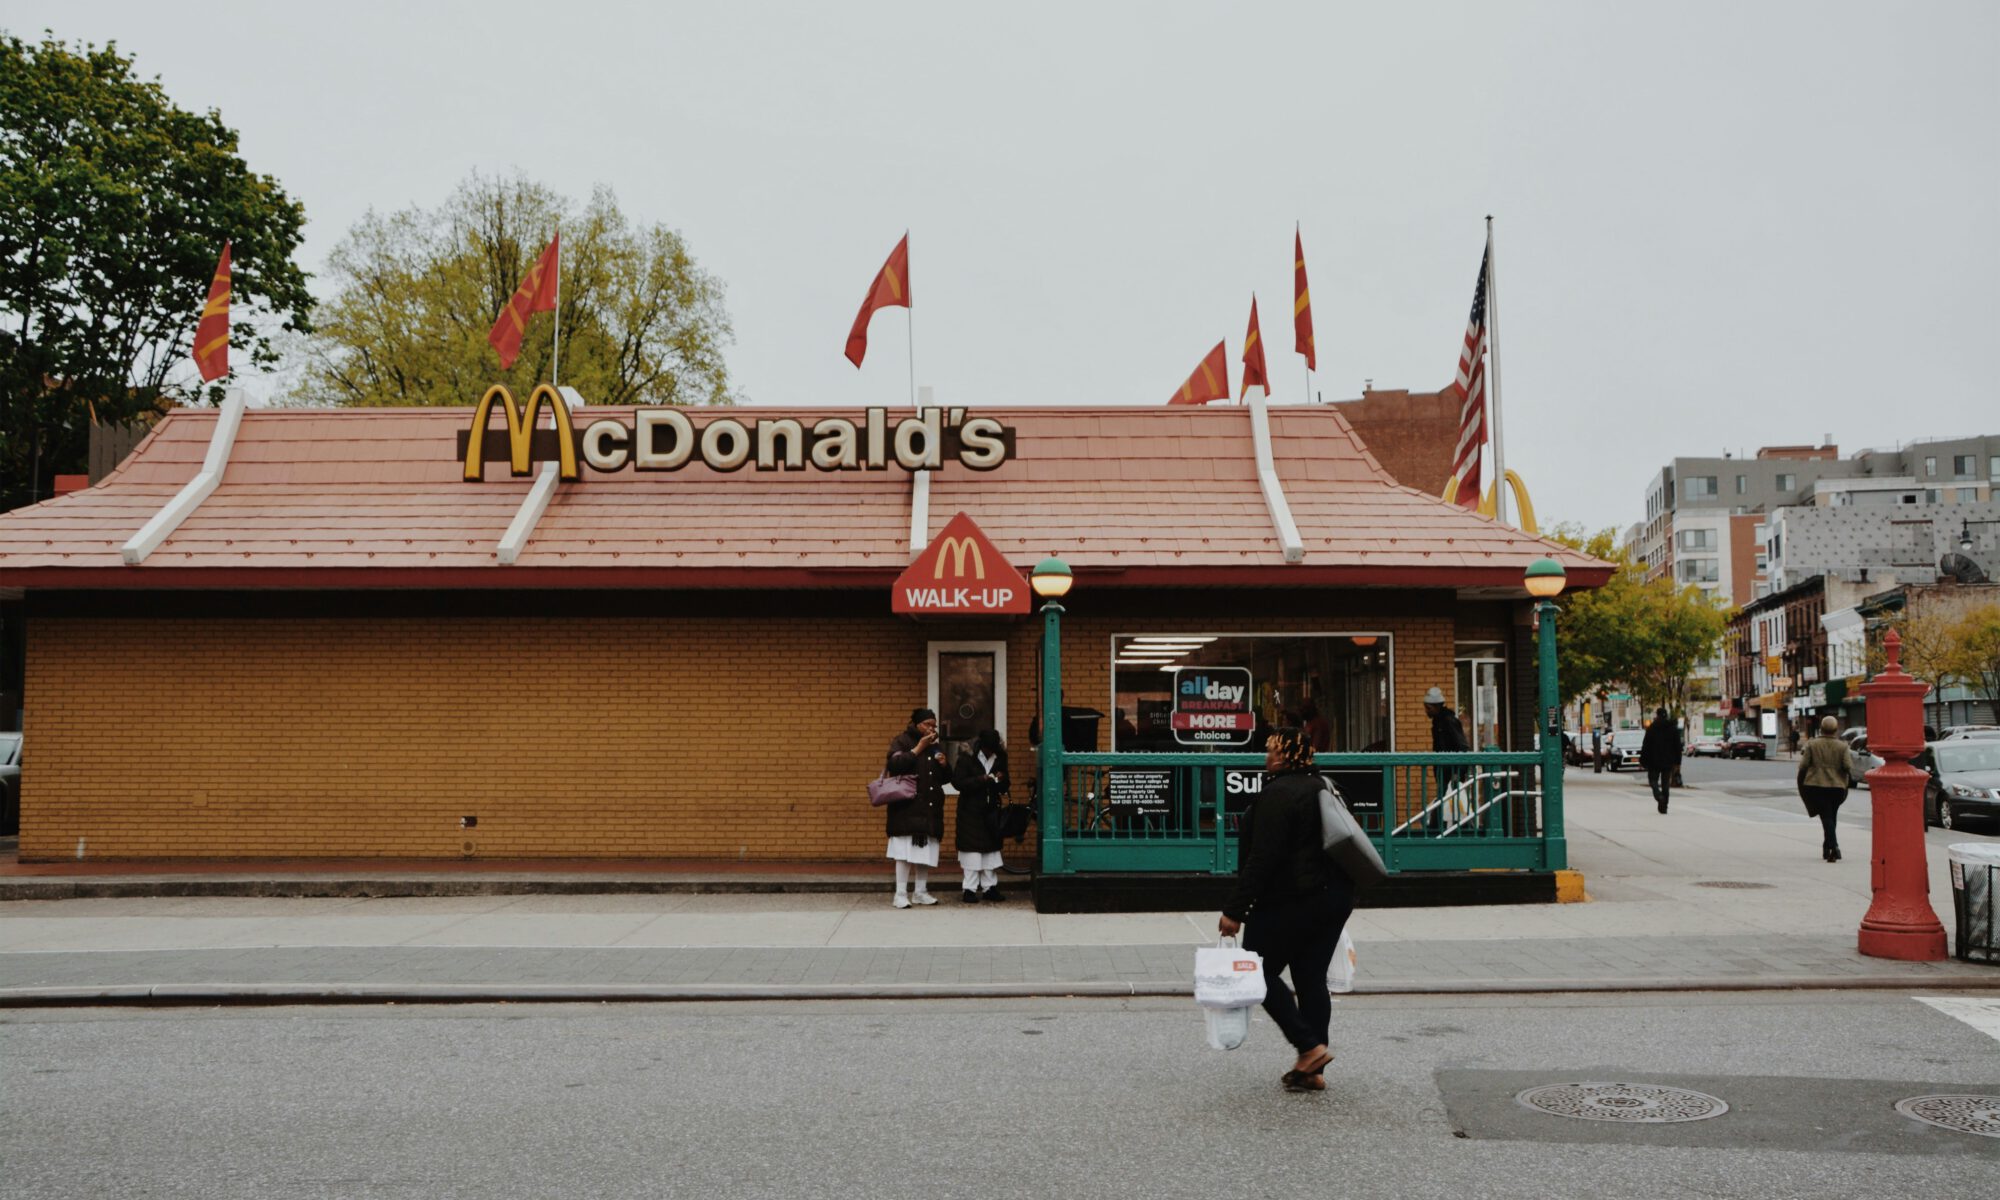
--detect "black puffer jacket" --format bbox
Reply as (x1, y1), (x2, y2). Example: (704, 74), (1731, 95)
(1222, 768), (1349, 922)
(884, 728), (947, 841)
(951, 747), (1009, 854)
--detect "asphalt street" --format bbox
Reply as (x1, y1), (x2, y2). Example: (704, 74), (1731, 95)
(3, 991), (1995, 1200)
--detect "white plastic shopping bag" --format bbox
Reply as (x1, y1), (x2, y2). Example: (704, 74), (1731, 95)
(1194, 936), (1265, 1051)
(1328, 929), (1357, 995)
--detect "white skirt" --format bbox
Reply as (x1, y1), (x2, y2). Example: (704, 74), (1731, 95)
(885, 836), (940, 867)
(957, 850), (1003, 871)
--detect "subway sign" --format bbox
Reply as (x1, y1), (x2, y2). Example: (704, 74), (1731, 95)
(457, 384), (1016, 481)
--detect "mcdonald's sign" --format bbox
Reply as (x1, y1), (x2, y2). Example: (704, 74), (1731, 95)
(893, 511), (1030, 614)
(462, 384), (579, 482)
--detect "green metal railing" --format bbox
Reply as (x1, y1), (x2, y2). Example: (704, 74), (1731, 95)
(1030, 592), (1570, 878)
(1037, 750), (1558, 875)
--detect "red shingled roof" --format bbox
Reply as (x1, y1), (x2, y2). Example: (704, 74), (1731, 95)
(0, 404), (1611, 591)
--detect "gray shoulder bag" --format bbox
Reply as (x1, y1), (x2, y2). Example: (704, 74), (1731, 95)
(1317, 777), (1388, 890)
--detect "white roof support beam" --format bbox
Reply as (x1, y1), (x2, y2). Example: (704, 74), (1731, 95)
(121, 388), (247, 566)
(496, 462), (560, 565)
(908, 385), (934, 558)
(1246, 389), (1306, 563)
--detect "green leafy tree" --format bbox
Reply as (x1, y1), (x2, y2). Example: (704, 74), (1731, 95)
(0, 34), (312, 509)
(296, 172), (733, 408)
(1941, 603), (2000, 709)
(1542, 522), (1730, 718)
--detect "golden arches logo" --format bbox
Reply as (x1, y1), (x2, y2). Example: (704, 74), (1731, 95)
(1441, 468), (1538, 534)
(463, 384), (579, 482)
(933, 535), (986, 580)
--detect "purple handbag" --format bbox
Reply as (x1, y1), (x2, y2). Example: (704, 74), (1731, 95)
(868, 773), (917, 808)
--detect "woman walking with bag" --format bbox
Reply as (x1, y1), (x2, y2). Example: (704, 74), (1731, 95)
(1217, 728), (1355, 1092)
(1798, 715), (1856, 862)
(951, 729), (1009, 903)
(884, 708), (949, 908)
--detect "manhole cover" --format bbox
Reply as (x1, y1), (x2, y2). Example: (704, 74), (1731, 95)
(1692, 881), (1774, 889)
(1515, 1082), (1729, 1123)
(1894, 1094), (2000, 1138)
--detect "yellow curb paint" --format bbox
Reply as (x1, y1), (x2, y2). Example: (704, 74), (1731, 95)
(1555, 870), (1589, 903)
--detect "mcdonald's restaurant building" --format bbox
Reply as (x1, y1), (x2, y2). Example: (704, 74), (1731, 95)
(0, 390), (1607, 864)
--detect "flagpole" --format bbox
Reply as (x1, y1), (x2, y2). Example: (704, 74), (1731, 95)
(551, 221), (563, 390)
(1484, 215), (1508, 527)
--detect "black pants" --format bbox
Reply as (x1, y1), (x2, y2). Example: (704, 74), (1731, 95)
(1802, 786), (1845, 852)
(1242, 889), (1354, 1053)
(1647, 768), (1672, 808)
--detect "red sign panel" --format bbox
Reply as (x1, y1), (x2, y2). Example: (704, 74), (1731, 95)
(893, 511), (1031, 615)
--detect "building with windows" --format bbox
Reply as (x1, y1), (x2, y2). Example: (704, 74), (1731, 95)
(0, 400), (1608, 864)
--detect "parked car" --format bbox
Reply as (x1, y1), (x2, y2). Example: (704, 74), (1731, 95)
(1688, 735), (1728, 758)
(1916, 738), (2000, 833)
(1605, 729), (1646, 770)
(1725, 733), (1767, 760)
(0, 732), (18, 837)
(1842, 729), (1882, 788)
(1936, 720), (2000, 740)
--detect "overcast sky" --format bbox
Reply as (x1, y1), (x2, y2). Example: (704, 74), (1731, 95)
(12, 1), (1998, 532)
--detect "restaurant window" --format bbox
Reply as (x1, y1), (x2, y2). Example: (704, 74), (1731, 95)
(1110, 633), (1392, 753)
(928, 641), (1006, 785)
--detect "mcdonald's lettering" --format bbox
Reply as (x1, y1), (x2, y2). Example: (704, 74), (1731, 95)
(459, 400), (1015, 479)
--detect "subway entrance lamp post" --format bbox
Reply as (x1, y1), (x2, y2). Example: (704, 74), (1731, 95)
(1525, 557), (1568, 869)
(1032, 557), (1073, 874)
(1856, 629), (1947, 960)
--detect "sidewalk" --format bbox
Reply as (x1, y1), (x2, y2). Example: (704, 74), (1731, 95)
(3, 773), (1996, 1002)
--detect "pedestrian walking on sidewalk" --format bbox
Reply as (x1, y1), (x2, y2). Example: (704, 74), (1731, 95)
(885, 708), (949, 908)
(1217, 727), (1355, 1093)
(1640, 707), (1682, 814)
(951, 729), (1010, 903)
(1797, 715), (1856, 862)
(1590, 727), (1604, 773)
(1423, 686), (1468, 832)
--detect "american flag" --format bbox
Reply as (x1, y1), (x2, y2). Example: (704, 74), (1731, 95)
(1448, 236), (1491, 508)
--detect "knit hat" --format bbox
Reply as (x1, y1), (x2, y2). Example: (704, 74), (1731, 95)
(1423, 686), (1446, 705)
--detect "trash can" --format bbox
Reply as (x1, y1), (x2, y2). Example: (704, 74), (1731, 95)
(1060, 706), (1103, 753)
(1947, 843), (2000, 965)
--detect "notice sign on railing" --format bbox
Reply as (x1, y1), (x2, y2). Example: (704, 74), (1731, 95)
(1106, 769), (1175, 816)
(1172, 667), (1254, 746)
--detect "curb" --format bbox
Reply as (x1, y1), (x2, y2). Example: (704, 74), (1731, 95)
(4, 973), (1995, 1007)
(0, 878), (896, 902)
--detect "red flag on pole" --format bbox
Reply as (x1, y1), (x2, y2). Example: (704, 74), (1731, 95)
(487, 234), (560, 370)
(1240, 296), (1269, 399)
(845, 233), (911, 367)
(193, 242), (231, 383)
(1293, 227), (1315, 371)
(1167, 341), (1230, 406)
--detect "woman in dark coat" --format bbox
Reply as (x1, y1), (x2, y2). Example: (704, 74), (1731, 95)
(951, 729), (1009, 903)
(884, 708), (949, 908)
(1218, 727), (1353, 1092)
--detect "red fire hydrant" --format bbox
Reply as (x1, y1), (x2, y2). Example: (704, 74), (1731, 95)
(1857, 629), (1947, 961)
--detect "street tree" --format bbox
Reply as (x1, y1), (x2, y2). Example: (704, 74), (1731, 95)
(1542, 522), (1730, 718)
(1875, 599), (1967, 722)
(0, 35), (312, 509)
(296, 173), (733, 408)
(1941, 603), (2000, 712)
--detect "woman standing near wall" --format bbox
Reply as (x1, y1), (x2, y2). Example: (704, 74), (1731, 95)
(951, 729), (1009, 903)
(885, 708), (949, 908)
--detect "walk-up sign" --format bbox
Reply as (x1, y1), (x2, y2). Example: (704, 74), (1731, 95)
(892, 512), (1031, 615)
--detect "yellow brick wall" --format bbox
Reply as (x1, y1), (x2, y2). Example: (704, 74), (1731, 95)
(20, 597), (1460, 861)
